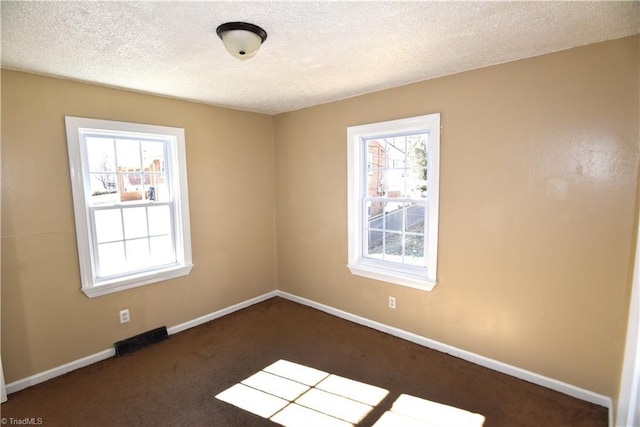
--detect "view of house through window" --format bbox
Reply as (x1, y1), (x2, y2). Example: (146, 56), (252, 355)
(365, 133), (428, 267)
(347, 113), (440, 290)
(65, 116), (193, 298)
(87, 135), (175, 277)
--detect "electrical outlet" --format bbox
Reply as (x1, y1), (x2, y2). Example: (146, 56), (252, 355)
(119, 309), (130, 324)
(388, 296), (396, 309)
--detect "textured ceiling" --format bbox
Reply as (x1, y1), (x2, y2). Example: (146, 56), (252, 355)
(2, 1), (639, 115)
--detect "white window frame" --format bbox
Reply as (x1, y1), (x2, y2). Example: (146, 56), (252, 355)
(65, 116), (193, 298)
(347, 114), (440, 291)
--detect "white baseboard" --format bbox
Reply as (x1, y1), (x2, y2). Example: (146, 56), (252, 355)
(5, 348), (116, 395)
(5, 288), (613, 422)
(167, 291), (277, 335)
(5, 290), (277, 395)
(275, 290), (613, 412)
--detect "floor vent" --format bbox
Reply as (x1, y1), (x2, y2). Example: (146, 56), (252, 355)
(114, 326), (168, 357)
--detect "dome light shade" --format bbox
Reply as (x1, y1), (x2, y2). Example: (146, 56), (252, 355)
(216, 22), (268, 60)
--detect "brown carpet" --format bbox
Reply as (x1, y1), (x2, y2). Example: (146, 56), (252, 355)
(1, 297), (607, 426)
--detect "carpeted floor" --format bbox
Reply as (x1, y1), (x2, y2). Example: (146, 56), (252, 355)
(1, 297), (607, 426)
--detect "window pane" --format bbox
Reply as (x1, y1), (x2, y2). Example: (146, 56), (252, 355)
(405, 204), (425, 233)
(366, 140), (385, 198)
(385, 137), (406, 169)
(141, 140), (165, 203)
(367, 141), (385, 166)
(367, 201), (384, 228)
(146, 174), (169, 202)
(90, 173), (118, 205)
(150, 235), (175, 265)
(367, 230), (383, 258)
(384, 202), (404, 231)
(115, 139), (144, 204)
(406, 134), (427, 169)
(123, 207), (148, 239)
(384, 168), (404, 198)
(407, 168), (427, 198)
(405, 235), (425, 266)
(94, 209), (123, 243)
(87, 137), (118, 205)
(86, 137), (116, 172)
(142, 141), (165, 172)
(116, 139), (141, 170)
(384, 232), (403, 260)
(126, 239), (150, 270)
(119, 173), (144, 202)
(97, 241), (126, 276)
(367, 170), (385, 198)
(148, 205), (171, 236)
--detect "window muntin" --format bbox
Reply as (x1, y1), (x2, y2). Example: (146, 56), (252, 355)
(347, 114), (440, 290)
(65, 117), (193, 298)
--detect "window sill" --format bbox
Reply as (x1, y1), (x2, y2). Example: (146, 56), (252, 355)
(82, 264), (194, 298)
(347, 263), (436, 291)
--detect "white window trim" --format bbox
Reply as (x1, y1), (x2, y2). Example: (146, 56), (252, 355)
(65, 116), (193, 298)
(347, 114), (440, 291)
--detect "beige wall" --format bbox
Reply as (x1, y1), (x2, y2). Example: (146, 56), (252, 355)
(1, 70), (277, 383)
(274, 36), (639, 397)
(1, 35), (638, 400)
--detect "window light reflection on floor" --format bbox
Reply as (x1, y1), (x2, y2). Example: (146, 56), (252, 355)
(215, 359), (485, 427)
(372, 394), (486, 427)
(215, 359), (387, 426)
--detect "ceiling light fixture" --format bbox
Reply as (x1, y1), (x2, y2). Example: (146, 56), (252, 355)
(216, 22), (268, 60)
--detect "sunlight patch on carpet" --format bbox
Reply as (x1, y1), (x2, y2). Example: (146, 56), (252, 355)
(215, 359), (387, 426)
(372, 394), (486, 427)
(215, 359), (485, 427)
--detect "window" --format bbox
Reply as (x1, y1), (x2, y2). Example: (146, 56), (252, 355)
(65, 117), (193, 298)
(347, 114), (440, 290)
